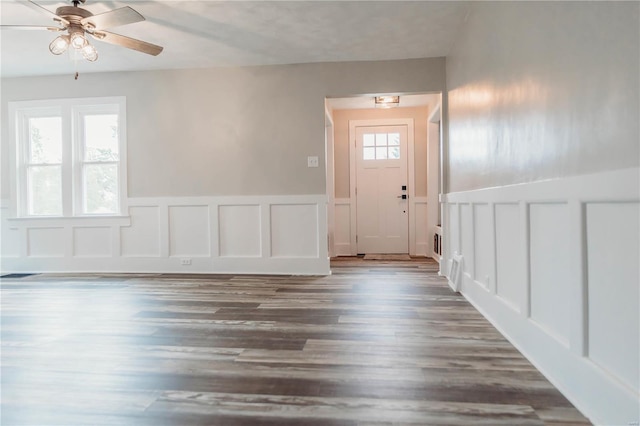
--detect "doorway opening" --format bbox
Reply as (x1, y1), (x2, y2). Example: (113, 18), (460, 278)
(325, 93), (443, 259)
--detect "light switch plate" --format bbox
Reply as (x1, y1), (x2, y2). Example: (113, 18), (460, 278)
(307, 156), (319, 168)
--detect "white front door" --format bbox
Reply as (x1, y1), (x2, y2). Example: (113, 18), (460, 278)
(355, 125), (409, 254)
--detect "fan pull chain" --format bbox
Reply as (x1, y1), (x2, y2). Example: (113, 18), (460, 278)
(70, 48), (79, 79)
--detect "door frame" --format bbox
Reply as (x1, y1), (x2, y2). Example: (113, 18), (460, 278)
(348, 118), (415, 255)
(325, 108), (335, 258)
(427, 103), (441, 261)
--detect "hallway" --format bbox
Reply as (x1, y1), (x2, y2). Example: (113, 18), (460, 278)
(1, 259), (590, 425)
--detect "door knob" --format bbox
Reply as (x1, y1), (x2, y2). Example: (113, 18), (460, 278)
(397, 194), (407, 199)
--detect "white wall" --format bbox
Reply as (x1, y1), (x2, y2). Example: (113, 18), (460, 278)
(447, 2), (639, 193)
(1, 58), (446, 274)
(444, 2), (640, 424)
(1, 58), (445, 198)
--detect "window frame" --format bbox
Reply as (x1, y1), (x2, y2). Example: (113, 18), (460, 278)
(362, 131), (402, 161)
(18, 106), (65, 216)
(10, 97), (128, 219)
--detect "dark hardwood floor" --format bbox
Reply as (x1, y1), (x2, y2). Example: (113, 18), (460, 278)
(0, 258), (591, 425)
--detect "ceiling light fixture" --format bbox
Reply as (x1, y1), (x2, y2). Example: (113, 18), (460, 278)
(375, 95), (400, 109)
(69, 30), (88, 49)
(49, 34), (70, 55)
(4, 0), (163, 66)
(81, 43), (98, 61)
(49, 29), (97, 62)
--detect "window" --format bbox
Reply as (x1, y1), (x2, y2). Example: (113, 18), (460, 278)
(11, 97), (126, 217)
(363, 132), (400, 160)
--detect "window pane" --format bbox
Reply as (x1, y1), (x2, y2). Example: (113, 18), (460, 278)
(363, 134), (375, 147)
(375, 133), (387, 146)
(83, 164), (118, 214)
(388, 133), (400, 146)
(375, 147), (387, 159)
(389, 146), (400, 159)
(29, 117), (62, 164)
(28, 166), (62, 216)
(84, 114), (119, 161)
(363, 147), (375, 160)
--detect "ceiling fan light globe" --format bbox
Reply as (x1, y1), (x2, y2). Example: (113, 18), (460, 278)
(70, 32), (88, 49)
(49, 35), (69, 55)
(81, 44), (98, 62)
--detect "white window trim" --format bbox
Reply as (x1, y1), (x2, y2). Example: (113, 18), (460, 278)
(8, 96), (128, 220)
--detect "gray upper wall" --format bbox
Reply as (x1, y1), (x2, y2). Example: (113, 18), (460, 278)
(446, 1), (639, 193)
(1, 57), (445, 198)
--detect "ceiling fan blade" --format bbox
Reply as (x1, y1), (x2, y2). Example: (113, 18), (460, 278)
(92, 31), (163, 56)
(24, 0), (69, 26)
(81, 7), (144, 31)
(0, 25), (63, 31)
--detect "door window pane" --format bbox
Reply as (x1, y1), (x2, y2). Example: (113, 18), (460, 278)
(363, 147), (375, 160)
(389, 146), (400, 159)
(388, 133), (400, 146)
(28, 165), (62, 215)
(363, 134), (375, 147)
(375, 134), (387, 146)
(83, 164), (118, 214)
(29, 117), (62, 164)
(84, 114), (119, 161)
(375, 147), (388, 159)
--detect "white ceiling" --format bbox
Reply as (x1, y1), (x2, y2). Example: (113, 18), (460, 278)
(0, 1), (469, 78)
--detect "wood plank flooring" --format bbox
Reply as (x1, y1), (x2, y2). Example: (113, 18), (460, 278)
(0, 258), (591, 425)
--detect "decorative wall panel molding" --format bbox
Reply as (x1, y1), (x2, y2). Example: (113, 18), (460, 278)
(441, 167), (640, 425)
(333, 197), (430, 257)
(218, 205), (261, 258)
(333, 199), (352, 256)
(73, 227), (112, 258)
(1, 195), (329, 275)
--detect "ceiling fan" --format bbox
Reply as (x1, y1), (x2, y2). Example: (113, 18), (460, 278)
(2, 0), (163, 62)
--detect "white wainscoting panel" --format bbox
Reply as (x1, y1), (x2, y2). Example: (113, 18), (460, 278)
(1, 208), (20, 258)
(494, 203), (524, 312)
(270, 204), (318, 258)
(334, 199), (351, 256)
(414, 197), (429, 257)
(1, 228), (20, 258)
(443, 168), (640, 425)
(121, 206), (160, 257)
(169, 205), (210, 257)
(586, 201), (640, 393)
(529, 203), (571, 346)
(473, 203), (492, 290)
(460, 204), (473, 279)
(332, 197), (429, 257)
(73, 227), (111, 257)
(27, 227), (65, 257)
(447, 203), (460, 261)
(1, 195), (329, 275)
(218, 205), (261, 258)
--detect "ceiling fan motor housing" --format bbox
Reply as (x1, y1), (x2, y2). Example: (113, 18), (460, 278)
(56, 6), (93, 23)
